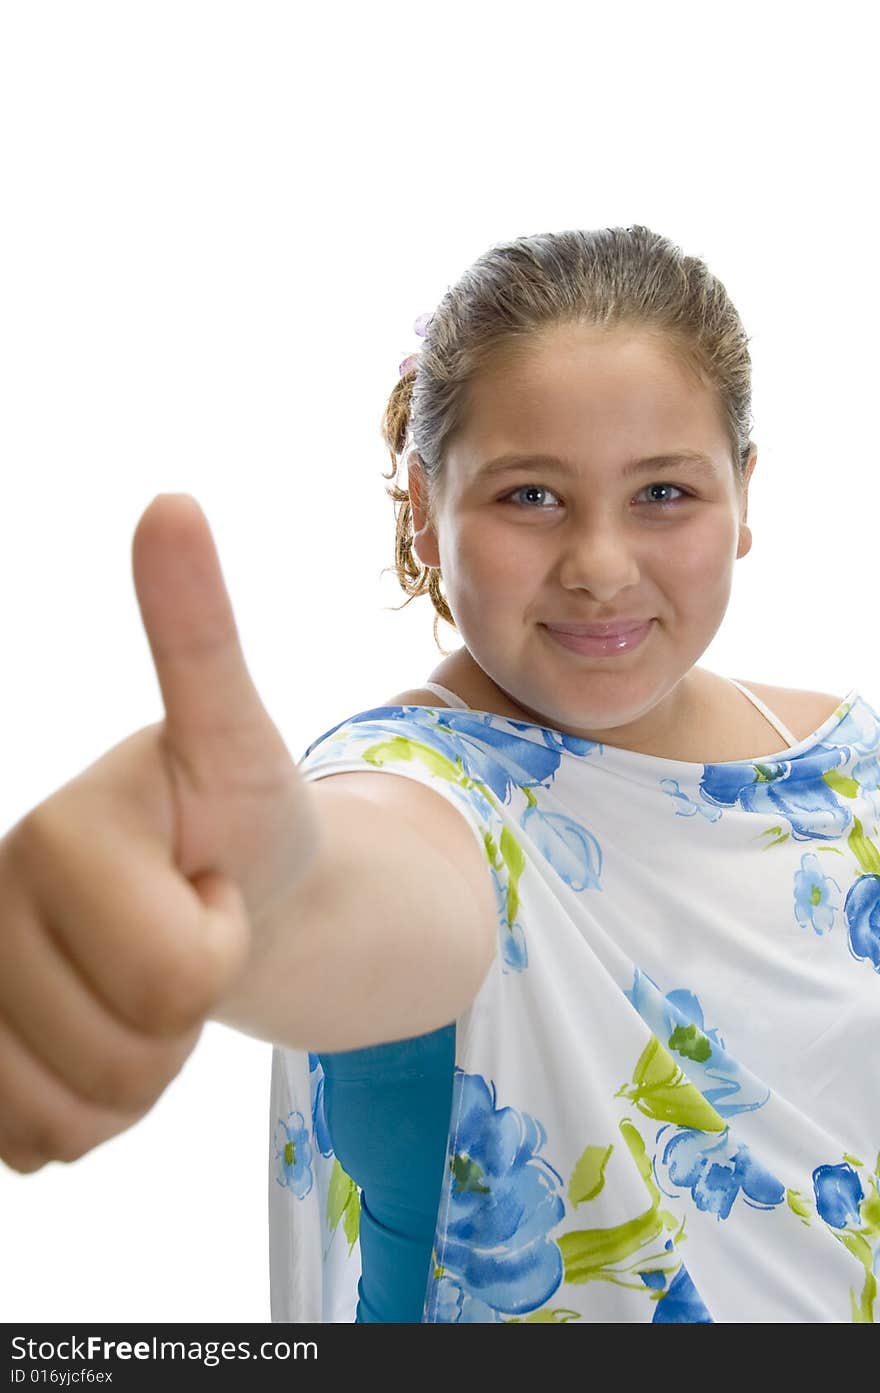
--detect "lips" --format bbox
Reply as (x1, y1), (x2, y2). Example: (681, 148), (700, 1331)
(543, 619), (653, 637)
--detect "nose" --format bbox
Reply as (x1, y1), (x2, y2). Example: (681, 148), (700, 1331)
(555, 518), (642, 600)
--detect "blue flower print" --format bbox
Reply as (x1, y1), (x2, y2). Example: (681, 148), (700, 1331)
(273, 1110), (314, 1198)
(625, 969), (770, 1119)
(626, 971), (723, 1055)
(824, 698), (880, 816)
(520, 804), (603, 893)
(851, 745), (880, 821)
(852, 745), (880, 789)
(823, 696), (879, 756)
(659, 778), (722, 822)
(659, 1128), (784, 1219)
(504, 716), (603, 761)
(699, 743), (853, 841)
(491, 869), (528, 971)
(498, 793), (602, 972)
(651, 1264), (714, 1323)
(304, 707), (567, 809)
(793, 853), (842, 935)
(843, 874), (880, 971)
(813, 1162), (865, 1229)
(432, 1275), (504, 1323)
(430, 1071), (565, 1320)
(302, 708), (583, 977)
(307, 1053), (333, 1157)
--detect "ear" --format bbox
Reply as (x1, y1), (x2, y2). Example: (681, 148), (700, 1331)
(407, 453), (442, 569)
(736, 442), (758, 560)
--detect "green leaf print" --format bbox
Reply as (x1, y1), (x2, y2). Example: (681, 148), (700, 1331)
(668, 1023), (712, 1063)
(619, 1120), (662, 1206)
(362, 735), (466, 786)
(860, 1179), (880, 1233)
(451, 1153), (491, 1195)
(851, 1272), (878, 1324)
(560, 1203), (666, 1282)
(823, 769), (860, 800)
(837, 1228), (877, 1325)
(342, 1188), (360, 1251)
(754, 764), (786, 784)
(326, 1158), (360, 1254)
(839, 1230), (874, 1268)
(615, 1036), (726, 1132)
(560, 1122), (681, 1289)
(568, 1144), (613, 1207)
(785, 1189), (812, 1225)
(757, 824), (789, 848)
(847, 817), (880, 875)
(499, 825), (526, 931)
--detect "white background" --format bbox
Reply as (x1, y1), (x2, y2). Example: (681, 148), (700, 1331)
(0, 0), (876, 1322)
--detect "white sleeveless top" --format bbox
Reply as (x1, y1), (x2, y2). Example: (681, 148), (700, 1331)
(269, 679), (880, 1323)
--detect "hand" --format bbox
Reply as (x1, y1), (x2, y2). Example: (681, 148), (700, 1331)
(0, 494), (321, 1173)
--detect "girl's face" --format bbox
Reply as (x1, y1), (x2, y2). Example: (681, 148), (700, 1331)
(408, 325), (756, 747)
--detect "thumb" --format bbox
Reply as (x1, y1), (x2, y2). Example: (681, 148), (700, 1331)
(131, 493), (291, 794)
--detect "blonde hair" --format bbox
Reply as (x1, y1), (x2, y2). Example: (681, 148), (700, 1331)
(380, 224), (755, 655)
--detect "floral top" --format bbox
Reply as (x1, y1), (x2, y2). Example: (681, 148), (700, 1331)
(269, 685), (880, 1323)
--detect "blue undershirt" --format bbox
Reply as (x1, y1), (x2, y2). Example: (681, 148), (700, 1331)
(316, 1022), (456, 1323)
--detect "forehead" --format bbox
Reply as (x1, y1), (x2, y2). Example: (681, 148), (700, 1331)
(450, 326), (728, 472)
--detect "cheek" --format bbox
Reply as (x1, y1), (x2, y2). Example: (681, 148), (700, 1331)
(454, 521), (527, 586)
(663, 516), (737, 596)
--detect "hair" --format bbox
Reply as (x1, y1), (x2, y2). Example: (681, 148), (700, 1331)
(380, 224), (755, 656)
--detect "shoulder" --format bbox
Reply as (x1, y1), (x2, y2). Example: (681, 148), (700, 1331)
(735, 680), (846, 741)
(306, 704), (495, 958)
(381, 687), (451, 708)
(308, 691), (486, 864)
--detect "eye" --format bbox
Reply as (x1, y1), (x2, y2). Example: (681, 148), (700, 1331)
(500, 481), (691, 511)
(636, 482), (690, 508)
(500, 484), (563, 509)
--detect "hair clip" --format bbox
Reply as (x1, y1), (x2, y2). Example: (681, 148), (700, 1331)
(399, 312), (434, 377)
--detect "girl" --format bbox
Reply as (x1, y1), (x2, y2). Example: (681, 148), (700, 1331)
(2, 226), (878, 1324)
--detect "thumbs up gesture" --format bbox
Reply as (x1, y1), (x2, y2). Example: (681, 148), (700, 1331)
(0, 495), (321, 1173)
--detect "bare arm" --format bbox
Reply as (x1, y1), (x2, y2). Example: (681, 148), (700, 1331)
(210, 772), (498, 1052)
(0, 495), (494, 1172)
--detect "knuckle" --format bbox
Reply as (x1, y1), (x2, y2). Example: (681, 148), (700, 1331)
(7, 800), (78, 889)
(1, 1148), (47, 1175)
(50, 1133), (92, 1166)
(53, 1119), (122, 1166)
(129, 950), (212, 1035)
(7, 805), (56, 871)
(85, 1051), (163, 1113)
(11, 1115), (66, 1164)
(90, 1029), (195, 1112)
(0, 1123), (49, 1173)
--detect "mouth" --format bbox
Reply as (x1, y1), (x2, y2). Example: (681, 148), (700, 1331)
(540, 619), (654, 657)
(543, 618), (654, 637)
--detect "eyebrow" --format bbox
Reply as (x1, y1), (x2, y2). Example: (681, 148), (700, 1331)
(476, 450), (719, 481)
